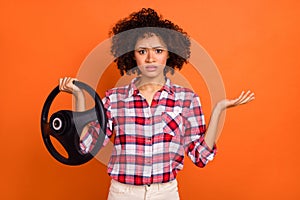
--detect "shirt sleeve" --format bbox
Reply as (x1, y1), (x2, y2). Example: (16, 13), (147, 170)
(79, 91), (113, 153)
(183, 93), (217, 167)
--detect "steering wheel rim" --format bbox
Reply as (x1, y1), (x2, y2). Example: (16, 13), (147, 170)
(41, 81), (106, 165)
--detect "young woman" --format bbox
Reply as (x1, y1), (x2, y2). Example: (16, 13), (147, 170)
(59, 8), (254, 200)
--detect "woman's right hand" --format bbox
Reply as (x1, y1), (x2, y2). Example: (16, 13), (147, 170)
(59, 77), (86, 111)
(59, 77), (82, 95)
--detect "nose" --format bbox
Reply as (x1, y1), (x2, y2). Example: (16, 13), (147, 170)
(145, 49), (155, 63)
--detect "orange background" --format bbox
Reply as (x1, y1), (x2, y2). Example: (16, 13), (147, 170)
(1, 0), (300, 199)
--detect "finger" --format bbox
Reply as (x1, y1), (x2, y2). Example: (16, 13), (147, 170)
(240, 92), (255, 104)
(238, 90), (251, 102)
(66, 77), (71, 83)
(60, 77), (68, 91)
(62, 77), (72, 92)
(234, 90), (252, 105)
(237, 92), (255, 105)
(61, 77), (68, 90)
(232, 90), (247, 105)
(59, 78), (63, 90)
(237, 90), (245, 101)
(65, 77), (72, 88)
(67, 77), (75, 91)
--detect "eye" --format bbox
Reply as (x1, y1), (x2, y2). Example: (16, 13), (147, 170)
(155, 49), (164, 54)
(137, 49), (146, 55)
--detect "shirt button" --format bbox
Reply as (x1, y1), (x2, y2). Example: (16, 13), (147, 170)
(146, 117), (151, 123)
(146, 138), (152, 144)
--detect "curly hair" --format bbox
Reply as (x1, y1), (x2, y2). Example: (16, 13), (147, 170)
(109, 8), (191, 76)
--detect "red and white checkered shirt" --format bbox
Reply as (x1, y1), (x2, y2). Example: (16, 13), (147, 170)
(80, 78), (216, 185)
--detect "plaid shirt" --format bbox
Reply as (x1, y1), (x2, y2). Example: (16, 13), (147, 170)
(80, 78), (216, 185)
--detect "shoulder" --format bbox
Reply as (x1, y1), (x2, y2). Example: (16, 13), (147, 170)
(171, 83), (198, 98)
(103, 85), (129, 107)
(170, 83), (203, 109)
(105, 85), (129, 97)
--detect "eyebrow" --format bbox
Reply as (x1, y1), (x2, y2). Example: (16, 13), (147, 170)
(135, 46), (166, 49)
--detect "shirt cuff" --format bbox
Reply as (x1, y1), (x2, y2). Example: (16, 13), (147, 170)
(200, 139), (217, 161)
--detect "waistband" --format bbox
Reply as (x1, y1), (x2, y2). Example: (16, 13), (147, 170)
(110, 179), (178, 191)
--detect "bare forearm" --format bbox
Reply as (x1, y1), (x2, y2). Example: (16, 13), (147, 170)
(73, 91), (86, 112)
(204, 103), (224, 149)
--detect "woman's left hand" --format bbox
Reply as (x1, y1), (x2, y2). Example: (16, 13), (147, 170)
(217, 90), (255, 111)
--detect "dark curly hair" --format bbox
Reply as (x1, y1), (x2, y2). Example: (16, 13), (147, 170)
(109, 8), (191, 76)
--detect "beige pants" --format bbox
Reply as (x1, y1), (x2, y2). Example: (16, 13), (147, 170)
(107, 179), (180, 200)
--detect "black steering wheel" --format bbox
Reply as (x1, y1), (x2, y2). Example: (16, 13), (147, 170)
(41, 81), (106, 165)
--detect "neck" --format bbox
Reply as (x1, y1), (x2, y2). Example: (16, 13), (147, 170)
(136, 76), (166, 90)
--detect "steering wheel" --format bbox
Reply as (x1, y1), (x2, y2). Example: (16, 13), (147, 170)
(41, 81), (106, 165)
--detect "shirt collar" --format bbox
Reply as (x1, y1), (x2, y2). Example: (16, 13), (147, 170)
(127, 77), (174, 98)
(161, 78), (174, 94)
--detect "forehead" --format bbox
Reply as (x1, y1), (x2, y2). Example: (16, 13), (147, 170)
(135, 33), (167, 48)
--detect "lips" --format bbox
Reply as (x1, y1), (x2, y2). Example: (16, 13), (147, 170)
(145, 65), (157, 72)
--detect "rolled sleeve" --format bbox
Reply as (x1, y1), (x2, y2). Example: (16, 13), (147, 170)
(184, 94), (217, 167)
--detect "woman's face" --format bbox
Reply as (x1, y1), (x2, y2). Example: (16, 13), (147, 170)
(134, 34), (169, 81)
